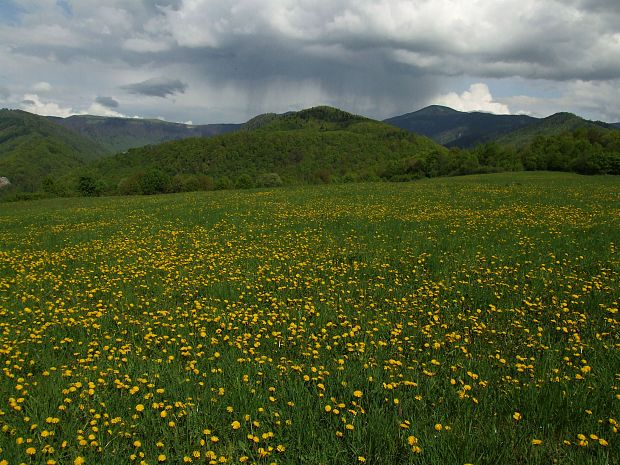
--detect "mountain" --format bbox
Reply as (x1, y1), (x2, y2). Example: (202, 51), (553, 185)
(612, 122), (620, 129)
(89, 106), (446, 192)
(495, 112), (613, 148)
(0, 109), (107, 192)
(384, 105), (536, 148)
(49, 115), (240, 154)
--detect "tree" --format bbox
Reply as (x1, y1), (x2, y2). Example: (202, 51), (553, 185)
(139, 169), (169, 195)
(77, 175), (103, 197)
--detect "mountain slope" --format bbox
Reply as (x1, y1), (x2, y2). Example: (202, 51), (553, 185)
(0, 109), (107, 191)
(90, 106), (446, 191)
(49, 115), (240, 153)
(612, 122), (620, 129)
(384, 105), (536, 148)
(495, 112), (612, 148)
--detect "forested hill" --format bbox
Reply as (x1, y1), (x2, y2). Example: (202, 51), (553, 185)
(49, 115), (240, 153)
(495, 112), (613, 148)
(89, 106), (447, 194)
(0, 109), (107, 192)
(384, 105), (536, 148)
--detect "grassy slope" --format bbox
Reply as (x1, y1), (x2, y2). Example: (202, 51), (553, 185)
(50, 114), (240, 153)
(92, 106), (446, 186)
(0, 109), (107, 191)
(0, 172), (617, 465)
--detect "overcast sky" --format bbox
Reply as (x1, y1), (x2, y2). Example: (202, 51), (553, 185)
(1, 0), (619, 124)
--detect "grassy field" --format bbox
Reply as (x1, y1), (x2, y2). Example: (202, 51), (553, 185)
(0, 172), (618, 465)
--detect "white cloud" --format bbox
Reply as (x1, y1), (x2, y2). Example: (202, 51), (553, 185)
(20, 93), (74, 117)
(82, 102), (126, 118)
(501, 79), (620, 121)
(32, 81), (52, 92)
(434, 83), (510, 115)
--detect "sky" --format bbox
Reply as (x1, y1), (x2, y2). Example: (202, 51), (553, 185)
(0, 0), (619, 124)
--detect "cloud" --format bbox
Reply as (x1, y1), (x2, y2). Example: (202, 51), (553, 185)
(32, 81), (52, 92)
(1, 0), (620, 122)
(95, 96), (119, 108)
(0, 86), (10, 101)
(501, 79), (620, 122)
(121, 77), (188, 98)
(20, 93), (73, 117)
(83, 101), (126, 118)
(434, 83), (510, 115)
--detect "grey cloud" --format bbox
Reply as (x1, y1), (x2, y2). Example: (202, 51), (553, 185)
(21, 99), (35, 105)
(2, 0), (620, 122)
(0, 86), (9, 100)
(121, 77), (187, 98)
(95, 96), (119, 108)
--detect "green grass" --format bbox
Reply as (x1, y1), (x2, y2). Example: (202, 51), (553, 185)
(0, 172), (618, 465)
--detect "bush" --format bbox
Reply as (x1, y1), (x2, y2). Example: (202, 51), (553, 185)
(139, 170), (169, 195)
(77, 175), (104, 197)
(236, 173), (254, 189)
(256, 172), (283, 188)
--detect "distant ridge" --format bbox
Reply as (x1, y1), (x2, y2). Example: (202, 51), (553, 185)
(495, 112), (613, 147)
(49, 115), (240, 153)
(612, 122), (620, 129)
(384, 105), (535, 148)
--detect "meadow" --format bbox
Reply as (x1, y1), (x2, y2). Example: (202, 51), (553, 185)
(0, 172), (618, 465)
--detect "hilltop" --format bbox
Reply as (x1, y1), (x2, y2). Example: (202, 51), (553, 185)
(384, 105), (536, 147)
(0, 109), (107, 192)
(495, 112), (613, 147)
(89, 106), (446, 193)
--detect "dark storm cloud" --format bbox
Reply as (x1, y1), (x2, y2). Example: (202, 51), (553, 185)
(95, 96), (119, 108)
(121, 77), (188, 98)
